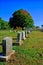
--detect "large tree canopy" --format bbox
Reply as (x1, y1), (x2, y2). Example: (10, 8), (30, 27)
(9, 9), (34, 29)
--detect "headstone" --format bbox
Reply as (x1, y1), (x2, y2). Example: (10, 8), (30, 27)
(0, 37), (15, 61)
(22, 31), (26, 40)
(16, 32), (23, 45)
(17, 32), (22, 42)
(2, 37), (12, 56)
(22, 27), (26, 30)
(27, 30), (30, 34)
(25, 31), (27, 37)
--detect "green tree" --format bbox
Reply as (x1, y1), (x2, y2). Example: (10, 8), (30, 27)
(0, 17), (9, 29)
(9, 9), (34, 29)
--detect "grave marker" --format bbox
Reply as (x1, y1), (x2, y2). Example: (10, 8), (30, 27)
(0, 37), (15, 61)
(2, 37), (12, 56)
(16, 32), (23, 45)
(25, 31), (27, 37)
(22, 31), (26, 40)
(17, 32), (22, 42)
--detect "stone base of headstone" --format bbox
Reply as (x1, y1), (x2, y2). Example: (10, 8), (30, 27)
(0, 50), (15, 62)
(22, 38), (26, 40)
(25, 35), (29, 38)
(16, 41), (23, 46)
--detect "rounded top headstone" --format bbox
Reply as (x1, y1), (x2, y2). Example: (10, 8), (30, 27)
(3, 37), (12, 40)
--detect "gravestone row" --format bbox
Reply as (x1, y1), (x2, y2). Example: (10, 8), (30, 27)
(0, 30), (31, 62)
(16, 30), (31, 45)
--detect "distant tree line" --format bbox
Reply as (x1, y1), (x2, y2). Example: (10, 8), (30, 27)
(0, 18), (10, 30)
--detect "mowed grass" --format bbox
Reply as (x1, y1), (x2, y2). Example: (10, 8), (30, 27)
(0, 30), (17, 43)
(0, 30), (17, 52)
(13, 31), (43, 65)
(0, 30), (43, 65)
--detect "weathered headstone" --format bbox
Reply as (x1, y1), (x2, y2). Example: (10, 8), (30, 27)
(22, 31), (26, 40)
(2, 37), (12, 56)
(25, 31), (27, 37)
(16, 32), (23, 45)
(0, 37), (15, 61)
(17, 32), (22, 42)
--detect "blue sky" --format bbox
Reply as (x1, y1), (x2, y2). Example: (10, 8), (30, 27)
(0, 0), (43, 27)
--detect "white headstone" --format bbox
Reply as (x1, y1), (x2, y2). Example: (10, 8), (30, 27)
(25, 31), (27, 37)
(17, 32), (22, 42)
(22, 31), (26, 40)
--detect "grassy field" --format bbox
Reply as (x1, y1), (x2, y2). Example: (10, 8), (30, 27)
(0, 30), (43, 65)
(0, 30), (17, 53)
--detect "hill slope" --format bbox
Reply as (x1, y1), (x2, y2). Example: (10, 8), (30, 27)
(7, 31), (43, 65)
